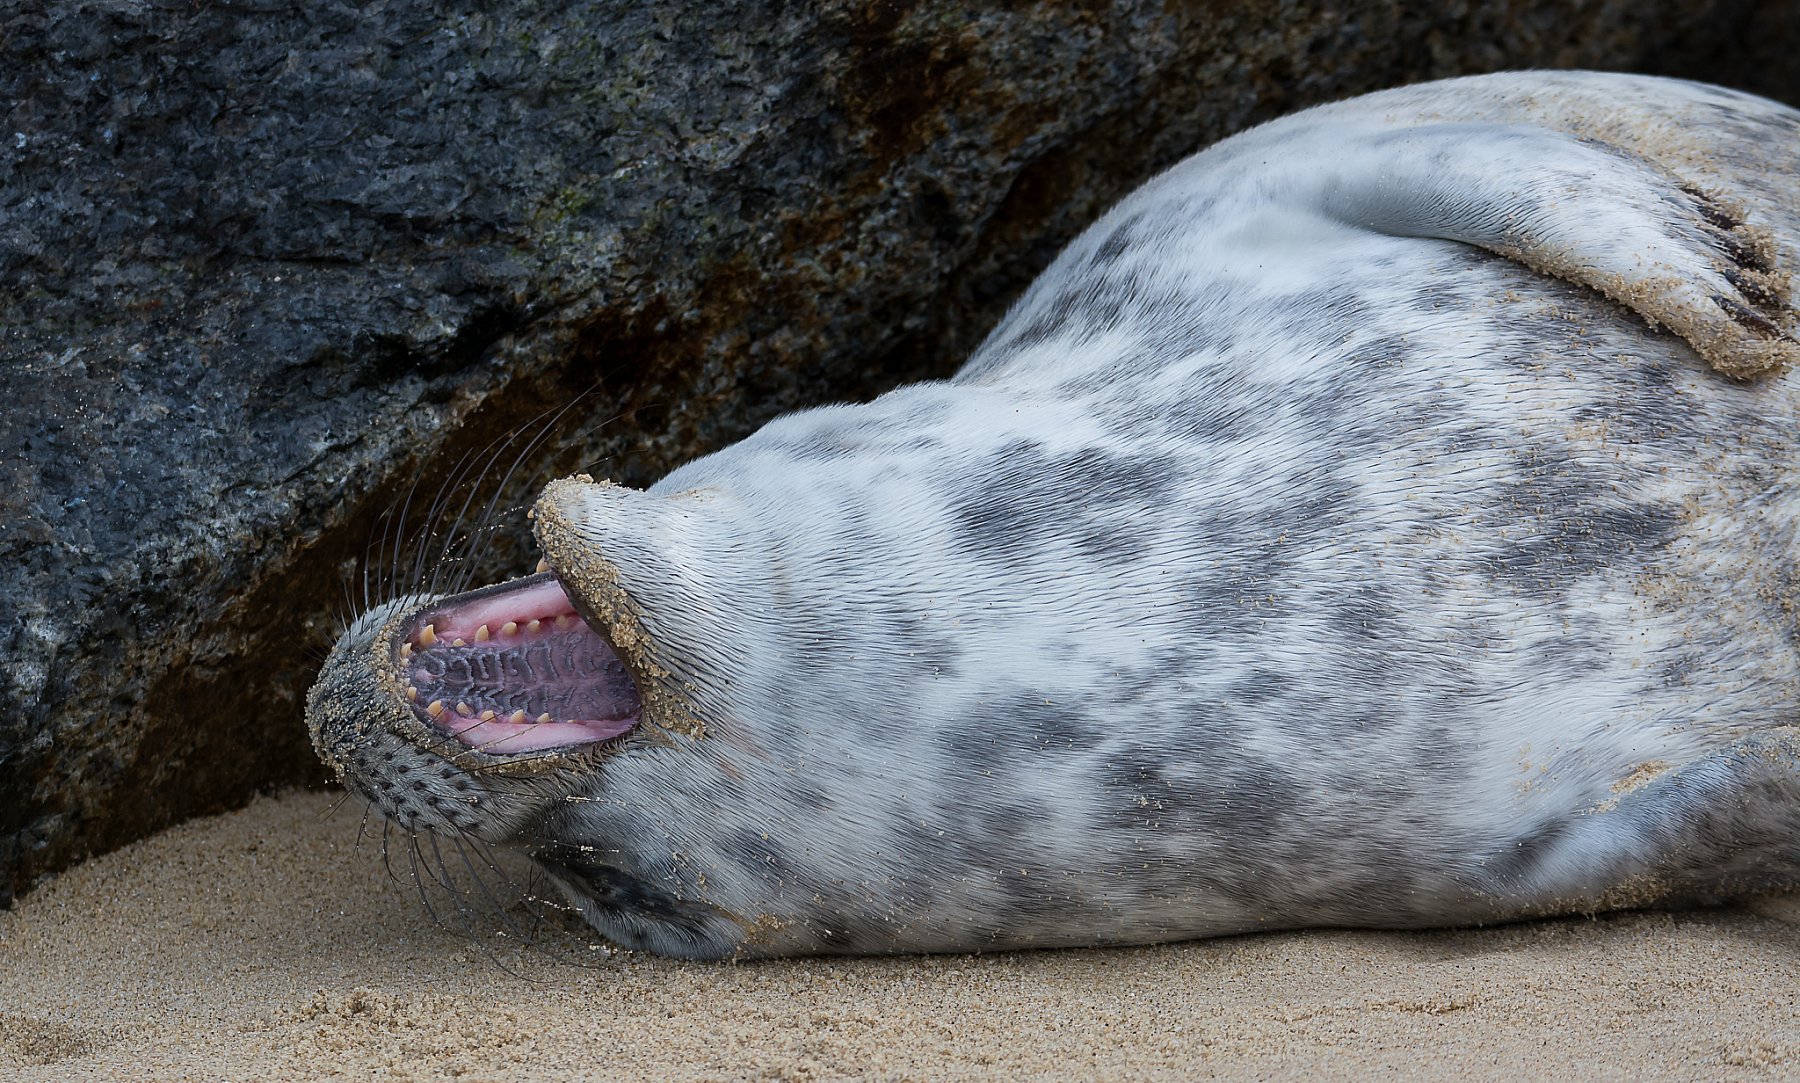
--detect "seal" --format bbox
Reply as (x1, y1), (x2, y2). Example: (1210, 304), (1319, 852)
(308, 71), (1800, 960)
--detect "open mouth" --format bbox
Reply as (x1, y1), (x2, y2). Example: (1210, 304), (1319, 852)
(394, 572), (642, 756)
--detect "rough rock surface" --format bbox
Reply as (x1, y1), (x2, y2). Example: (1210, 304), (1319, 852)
(3, 0), (1798, 901)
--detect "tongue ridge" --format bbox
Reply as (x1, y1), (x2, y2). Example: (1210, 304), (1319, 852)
(401, 574), (642, 753)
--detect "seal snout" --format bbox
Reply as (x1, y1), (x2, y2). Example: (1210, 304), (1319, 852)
(394, 572), (642, 756)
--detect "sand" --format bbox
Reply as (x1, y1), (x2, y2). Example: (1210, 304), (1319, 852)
(0, 791), (1797, 1081)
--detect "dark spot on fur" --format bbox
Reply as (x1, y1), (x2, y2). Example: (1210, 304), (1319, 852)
(1410, 281), (1464, 311)
(1659, 652), (1703, 688)
(881, 608), (963, 675)
(1098, 747), (1306, 882)
(1490, 502), (1678, 583)
(941, 693), (1092, 763)
(786, 782), (833, 813)
(1002, 276), (1136, 352)
(728, 829), (796, 880)
(1176, 541), (1292, 638)
(1483, 449), (1679, 586)
(1329, 586), (1402, 643)
(1089, 211), (1144, 267)
(952, 442), (1177, 566)
(1482, 819), (1570, 885)
(1073, 519), (1153, 562)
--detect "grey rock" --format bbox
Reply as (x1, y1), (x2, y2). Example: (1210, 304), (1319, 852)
(2, 0), (1797, 901)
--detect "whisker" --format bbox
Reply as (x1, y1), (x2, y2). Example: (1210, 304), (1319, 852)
(380, 819), (405, 886)
(340, 379), (636, 629)
(406, 832), (452, 930)
(318, 788), (357, 823)
(382, 449), (434, 607)
(407, 441), (485, 597)
(427, 831), (541, 980)
(428, 416), (555, 599)
(352, 802), (377, 851)
(444, 832), (532, 943)
(417, 830), (462, 895)
(447, 397), (593, 597)
(419, 441), (502, 600)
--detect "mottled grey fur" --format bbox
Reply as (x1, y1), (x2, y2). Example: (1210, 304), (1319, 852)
(309, 72), (1800, 959)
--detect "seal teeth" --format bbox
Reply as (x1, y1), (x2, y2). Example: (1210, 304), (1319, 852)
(400, 642), (413, 660)
(479, 709), (496, 722)
(475, 624), (490, 643)
(536, 713), (551, 724)
(419, 624), (436, 647)
(535, 557), (550, 573)
(406, 686), (418, 702)
(426, 700), (445, 718)
(452, 638), (466, 647)
(527, 619), (541, 634)
(456, 701), (472, 717)
(501, 621), (518, 637)
(554, 615), (574, 630)
(508, 710), (527, 724)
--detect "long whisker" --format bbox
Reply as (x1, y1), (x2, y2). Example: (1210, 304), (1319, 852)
(447, 397), (595, 597)
(426, 393), (585, 599)
(351, 802), (376, 851)
(416, 829), (462, 895)
(380, 819), (404, 886)
(318, 788), (357, 823)
(427, 830), (540, 980)
(383, 447), (435, 607)
(405, 832), (444, 923)
(444, 832), (533, 944)
(420, 436), (513, 598)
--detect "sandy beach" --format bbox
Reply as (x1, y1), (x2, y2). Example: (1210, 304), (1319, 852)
(0, 789), (1796, 1081)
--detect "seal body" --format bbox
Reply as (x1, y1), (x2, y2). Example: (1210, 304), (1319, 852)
(309, 71), (1800, 959)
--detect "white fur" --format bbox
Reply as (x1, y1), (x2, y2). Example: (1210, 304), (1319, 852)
(315, 72), (1800, 959)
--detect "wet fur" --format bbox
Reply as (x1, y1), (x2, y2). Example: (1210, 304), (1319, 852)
(311, 72), (1800, 959)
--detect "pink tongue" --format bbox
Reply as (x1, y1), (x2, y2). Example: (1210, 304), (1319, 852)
(444, 716), (638, 755)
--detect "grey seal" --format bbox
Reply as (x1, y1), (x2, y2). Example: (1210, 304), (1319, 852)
(308, 71), (1800, 959)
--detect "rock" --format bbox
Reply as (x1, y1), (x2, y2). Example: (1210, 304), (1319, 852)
(2, 0), (1796, 901)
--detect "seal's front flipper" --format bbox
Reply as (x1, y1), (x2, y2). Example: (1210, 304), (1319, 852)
(534, 842), (751, 960)
(1304, 121), (1800, 378)
(1476, 731), (1800, 914)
